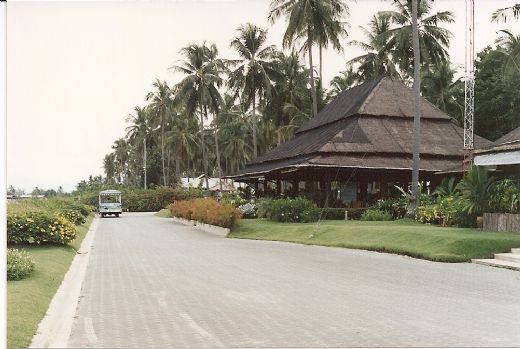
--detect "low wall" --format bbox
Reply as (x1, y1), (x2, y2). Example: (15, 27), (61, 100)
(483, 213), (520, 233)
(171, 216), (230, 237)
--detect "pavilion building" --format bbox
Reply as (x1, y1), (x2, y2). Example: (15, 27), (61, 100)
(225, 76), (492, 207)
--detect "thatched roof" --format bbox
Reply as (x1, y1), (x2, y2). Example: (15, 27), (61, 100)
(475, 125), (520, 155)
(227, 77), (493, 180)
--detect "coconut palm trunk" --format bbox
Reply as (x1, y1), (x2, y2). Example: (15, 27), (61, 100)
(409, 0), (422, 215)
(213, 112), (223, 191)
(308, 28), (318, 118)
(160, 112), (167, 187)
(252, 94), (258, 157)
(200, 106), (210, 190)
(143, 136), (147, 189)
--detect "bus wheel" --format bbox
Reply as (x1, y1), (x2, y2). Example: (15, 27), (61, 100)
(115, 213), (120, 218)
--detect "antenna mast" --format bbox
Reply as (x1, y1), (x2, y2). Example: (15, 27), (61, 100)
(463, 0), (475, 172)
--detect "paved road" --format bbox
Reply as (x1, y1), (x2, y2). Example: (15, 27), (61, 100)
(68, 213), (520, 348)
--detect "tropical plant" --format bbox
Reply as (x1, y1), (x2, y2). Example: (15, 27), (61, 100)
(347, 13), (401, 82)
(491, 4), (520, 23)
(172, 42), (225, 190)
(268, 0), (349, 119)
(421, 61), (464, 124)
(458, 166), (495, 216)
(327, 67), (359, 99)
(379, 0), (454, 77)
(433, 177), (460, 198)
(495, 29), (520, 74)
(228, 23), (277, 157)
(146, 80), (172, 186)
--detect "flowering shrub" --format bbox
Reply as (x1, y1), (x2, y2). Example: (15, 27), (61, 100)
(59, 209), (86, 225)
(170, 198), (241, 228)
(7, 211), (77, 244)
(269, 197), (318, 223)
(256, 198), (274, 218)
(7, 248), (35, 280)
(360, 209), (392, 221)
(238, 203), (257, 218)
(373, 198), (407, 219)
(222, 193), (248, 208)
(416, 196), (469, 227)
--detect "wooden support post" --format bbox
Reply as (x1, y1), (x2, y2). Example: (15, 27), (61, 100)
(292, 180), (299, 196)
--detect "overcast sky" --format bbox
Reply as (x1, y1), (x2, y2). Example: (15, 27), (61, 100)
(6, 0), (519, 193)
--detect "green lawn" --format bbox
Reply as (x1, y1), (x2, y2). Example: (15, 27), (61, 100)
(7, 215), (94, 349)
(155, 208), (172, 218)
(230, 219), (520, 263)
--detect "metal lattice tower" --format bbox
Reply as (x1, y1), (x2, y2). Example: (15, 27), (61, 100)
(463, 0), (475, 171)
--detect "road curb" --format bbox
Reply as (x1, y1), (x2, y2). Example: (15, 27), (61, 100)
(171, 216), (229, 237)
(30, 216), (99, 348)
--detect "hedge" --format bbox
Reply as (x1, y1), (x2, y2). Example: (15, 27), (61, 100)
(169, 198), (241, 228)
(78, 187), (204, 212)
(7, 211), (77, 245)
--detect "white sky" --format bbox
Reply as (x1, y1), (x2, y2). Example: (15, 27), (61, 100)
(6, 0), (519, 193)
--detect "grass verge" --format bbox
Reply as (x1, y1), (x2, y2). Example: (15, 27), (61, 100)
(155, 208), (172, 218)
(7, 214), (95, 348)
(229, 219), (520, 262)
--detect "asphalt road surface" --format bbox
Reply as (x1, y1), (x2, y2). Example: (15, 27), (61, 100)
(68, 212), (520, 348)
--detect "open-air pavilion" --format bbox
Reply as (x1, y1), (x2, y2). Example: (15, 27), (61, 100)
(225, 76), (493, 207)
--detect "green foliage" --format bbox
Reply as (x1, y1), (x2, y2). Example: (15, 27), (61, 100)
(489, 178), (520, 213)
(374, 198), (407, 219)
(7, 248), (35, 281)
(434, 177), (460, 198)
(360, 209), (392, 221)
(475, 44), (520, 141)
(256, 197), (274, 218)
(416, 196), (468, 227)
(458, 166), (495, 216)
(7, 212), (77, 245)
(222, 192), (248, 208)
(269, 197), (318, 223)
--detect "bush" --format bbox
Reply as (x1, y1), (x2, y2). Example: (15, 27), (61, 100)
(238, 203), (257, 218)
(313, 208), (366, 220)
(7, 211), (77, 245)
(416, 196), (475, 227)
(222, 193), (248, 208)
(256, 197), (274, 218)
(59, 209), (86, 225)
(373, 198), (407, 219)
(269, 197), (318, 223)
(360, 209), (392, 221)
(7, 248), (35, 281)
(170, 198), (241, 228)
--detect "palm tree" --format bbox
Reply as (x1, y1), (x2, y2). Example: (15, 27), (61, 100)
(126, 106), (152, 188)
(165, 110), (198, 178)
(327, 67), (359, 99)
(268, 0), (349, 119)
(145, 79), (172, 186)
(347, 13), (401, 82)
(491, 4), (520, 23)
(228, 23), (277, 158)
(112, 138), (130, 184)
(379, 0), (454, 77)
(421, 61), (464, 124)
(172, 42), (224, 190)
(410, 0), (421, 215)
(264, 50), (311, 144)
(495, 29), (520, 74)
(103, 153), (117, 184)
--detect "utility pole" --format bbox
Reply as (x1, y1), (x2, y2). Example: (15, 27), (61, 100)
(463, 0), (475, 173)
(409, 0), (422, 215)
